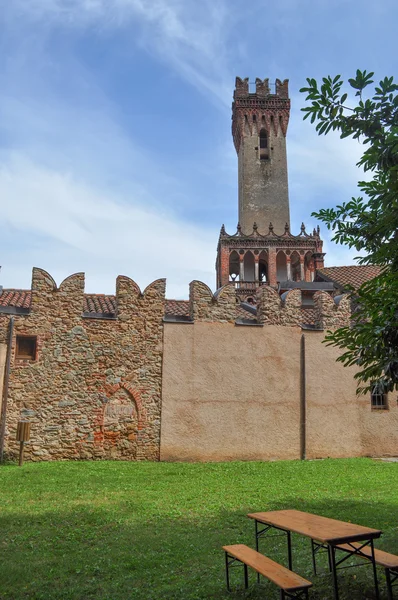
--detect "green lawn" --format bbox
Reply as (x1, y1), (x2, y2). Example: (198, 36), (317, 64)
(0, 458), (397, 599)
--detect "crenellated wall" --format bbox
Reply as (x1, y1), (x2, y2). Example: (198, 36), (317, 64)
(161, 280), (398, 462)
(256, 286), (302, 325)
(189, 281), (237, 323)
(313, 291), (351, 329)
(1, 272), (396, 463)
(0, 268), (165, 461)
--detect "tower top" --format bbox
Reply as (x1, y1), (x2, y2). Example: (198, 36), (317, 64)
(232, 77), (290, 154)
(234, 77), (289, 99)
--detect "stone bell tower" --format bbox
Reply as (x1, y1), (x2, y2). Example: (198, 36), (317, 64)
(216, 77), (325, 300)
(233, 77), (290, 236)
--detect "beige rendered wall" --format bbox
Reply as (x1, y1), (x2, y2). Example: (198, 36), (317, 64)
(305, 331), (398, 458)
(161, 322), (302, 461)
(161, 324), (398, 462)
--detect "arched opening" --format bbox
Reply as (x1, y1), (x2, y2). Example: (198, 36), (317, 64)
(229, 250), (240, 282)
(276, 251), (287, 282)
(259, 128), (268, 160)
(290, 251), (301, 282)
(305, 252), (314, 282)
(259, 250), (268, 283)
(243, 251), (255, 282)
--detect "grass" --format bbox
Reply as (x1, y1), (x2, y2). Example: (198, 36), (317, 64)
(0, 458), (397, 599)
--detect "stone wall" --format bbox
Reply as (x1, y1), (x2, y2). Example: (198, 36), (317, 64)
(0, 268), (165, 461)
(189, 281), (237, 323)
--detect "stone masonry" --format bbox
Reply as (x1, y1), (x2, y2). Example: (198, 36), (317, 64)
(0, 268), (165, 461)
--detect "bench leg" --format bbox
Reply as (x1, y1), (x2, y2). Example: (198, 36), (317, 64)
(386, 568), (393, 600)
(280, 590), (285, 600)
(244, 563), (249, 589)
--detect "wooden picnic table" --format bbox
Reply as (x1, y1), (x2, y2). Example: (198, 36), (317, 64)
(248, 509), (382, 600)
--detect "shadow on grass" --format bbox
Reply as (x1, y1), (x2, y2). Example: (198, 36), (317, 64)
(0, 496), (396, 600)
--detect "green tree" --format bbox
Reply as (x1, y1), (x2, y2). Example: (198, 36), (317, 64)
(300, 71), (398, 394)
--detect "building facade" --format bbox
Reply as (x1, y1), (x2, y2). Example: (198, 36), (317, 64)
(0, 77), (397, 462)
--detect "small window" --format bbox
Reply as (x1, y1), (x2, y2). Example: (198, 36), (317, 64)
(16, 336), (37, 361)
(371, 385), (388, 410)
(259, 129), (267, 149)
(259, 129), (268, 160)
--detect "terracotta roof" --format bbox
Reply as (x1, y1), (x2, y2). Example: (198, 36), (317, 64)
(165, 300), (189, 316)
(84, 294), (116, 315)
(0, 289), (260, 322)
(0, 290), (31, 309)
(316, 265), (381, 291)
(300, 307), (316, 325)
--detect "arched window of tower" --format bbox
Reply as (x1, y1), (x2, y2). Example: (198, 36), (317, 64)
(229, 250), (240, 282)
(276, 251), (287, 282)
(243, 251), (255, 282)
(290, 251), (301, 281)
(259, 250), (268, 283)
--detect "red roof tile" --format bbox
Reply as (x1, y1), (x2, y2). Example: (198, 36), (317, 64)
(165, 300), (189, 316)
(84, 294), (116, 315)
(0, 290), (31, 309)
(316, 265), (381, 291)
(0, 290), (258, 321)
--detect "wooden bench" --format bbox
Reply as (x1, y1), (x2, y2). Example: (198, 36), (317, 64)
(223, 544), (312, 599)
(335, 542), (398, 600)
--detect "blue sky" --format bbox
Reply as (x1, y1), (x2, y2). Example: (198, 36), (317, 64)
(1, 0), (397, 298)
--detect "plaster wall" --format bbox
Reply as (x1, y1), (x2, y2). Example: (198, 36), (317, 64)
(161, 323), (398, 462)
(305, 331), (398, 458)
(161, 322), (302, 461)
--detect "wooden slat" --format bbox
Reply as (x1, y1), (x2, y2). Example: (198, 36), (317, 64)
(336, 543), (398, 570)
(223, 544), (312, 592)
(248, 510), (381, 544)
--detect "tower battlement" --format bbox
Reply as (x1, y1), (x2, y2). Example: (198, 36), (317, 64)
(233, 77), (289, 99)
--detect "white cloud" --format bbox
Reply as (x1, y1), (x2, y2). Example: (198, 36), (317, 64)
(0, 154), (217, 297)
(5, 0), (234, 106)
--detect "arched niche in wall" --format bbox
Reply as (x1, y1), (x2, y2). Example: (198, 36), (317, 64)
(229, 250), (240, 281)
(243, 251), (255, 282)
(259, 250), (268, 283)
(103, 387), (139, 459)
(276, 251), (287, 282)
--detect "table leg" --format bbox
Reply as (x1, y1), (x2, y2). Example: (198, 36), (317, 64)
(329, 544), (339, 600)
(370, 539), (380, 600)
(254, 521), (260, 583)
(287, 530), (293, 570)
(225, 551), (230, 592)
(311, 539), (317, 575)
